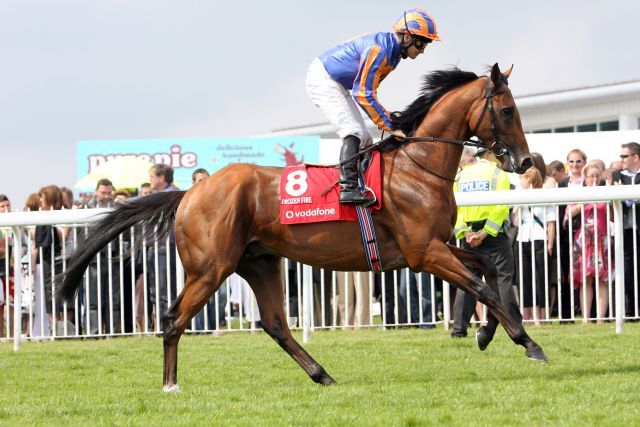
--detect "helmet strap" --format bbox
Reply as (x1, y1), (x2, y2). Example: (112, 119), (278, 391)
(399, 11), (415, 58)
(398, 32), (412, 59)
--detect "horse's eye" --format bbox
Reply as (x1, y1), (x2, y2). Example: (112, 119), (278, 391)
(501, 107), (514, 117)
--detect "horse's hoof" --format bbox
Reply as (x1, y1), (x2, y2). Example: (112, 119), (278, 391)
(476, 326), (493, 351)
(162, 384), (181, 393)
(525, 346), (548, 363)
(318, 375), (337, 386)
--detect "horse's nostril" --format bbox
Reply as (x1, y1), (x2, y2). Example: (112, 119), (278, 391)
(519, 157), (533, 173)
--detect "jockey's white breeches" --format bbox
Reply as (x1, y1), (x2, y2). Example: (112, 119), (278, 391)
(305, 58), (372, 144)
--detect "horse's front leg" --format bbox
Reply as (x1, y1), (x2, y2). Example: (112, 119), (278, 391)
(422, 240), (547, 362)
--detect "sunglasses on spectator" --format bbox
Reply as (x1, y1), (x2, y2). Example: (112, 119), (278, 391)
(620, 154), (637, 159)
(568, 160), (583, 164)
(413, 38), (432, 49)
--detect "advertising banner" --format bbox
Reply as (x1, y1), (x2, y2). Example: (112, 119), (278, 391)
(75, 136), (320, 193)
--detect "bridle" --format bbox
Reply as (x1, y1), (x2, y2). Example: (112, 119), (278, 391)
(339, 74), (516, 182)
(469, 75), (514, 169)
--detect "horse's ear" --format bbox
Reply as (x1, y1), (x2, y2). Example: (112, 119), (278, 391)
(490, 63), (501, 84)
(502, 64), (514, 79)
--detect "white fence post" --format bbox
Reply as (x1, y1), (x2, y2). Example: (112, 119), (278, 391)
(12, 226), (23, 351)
(613, 201), (625, 333)
(302, 264), (312, 343)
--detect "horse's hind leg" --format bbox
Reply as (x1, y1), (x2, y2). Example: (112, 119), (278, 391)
(236, 255), (336, 385)
(162, 271), (227, 392)
(424, 240), (547, 362)
(446, 244), (501, 351)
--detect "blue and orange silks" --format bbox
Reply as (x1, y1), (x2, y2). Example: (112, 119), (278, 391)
(319, 32), (401, 132)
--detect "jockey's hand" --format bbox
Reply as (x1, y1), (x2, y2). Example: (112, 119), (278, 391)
(390, 129), (406, 140)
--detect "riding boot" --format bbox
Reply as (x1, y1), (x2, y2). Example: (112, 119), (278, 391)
(338, 135), (374, 205)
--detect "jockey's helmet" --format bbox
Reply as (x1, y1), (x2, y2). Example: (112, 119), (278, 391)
(393, 8), (441, 42)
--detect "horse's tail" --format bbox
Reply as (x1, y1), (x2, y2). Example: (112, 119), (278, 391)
(57, 191), (187, 302)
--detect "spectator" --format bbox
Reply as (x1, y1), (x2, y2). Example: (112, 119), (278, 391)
(612, 141), (640, 318)
(528, 153), (559, 314)
(459, 147), (477, 170)
(588, 159), (606, 172)
(113, 189), (131, 203)
(567, 163), (613, 323)
(132, 185), (152, 331)
(60, 186), (74, 209)
(312, 267), (333, 328)
(376, 270), (406, 327)
(399, 269), (434, 328)
(602, 168), (617, 186)
(548, 160), (567, 184)
(0, 195), (12, 337)
(560, 149), (587, 188)
(192, 168), (209, 185)
(451, 148), (522, 338)
(147, 164), (179, 330)
(35, 185), (65, 333)
(513, 168), (556, 325)
(58, 186), (77, 266)
(23, 193), (41, 337)
(23, 192), (50, 338)
(609, 160), (623, 170)
(83, 180), (122, 335)
(283, 262), (334, 329)
(149, 164), (179, 192)
(336, 272), (371, 328)
(556, 149), (587, 320)
(586, 160), (607, 185)
(139, 182), (153, 197)
(530, 152), (556, 188)
(85, 178), (115, 208)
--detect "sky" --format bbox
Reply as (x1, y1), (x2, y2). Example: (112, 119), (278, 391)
(2, 1), (639, 207)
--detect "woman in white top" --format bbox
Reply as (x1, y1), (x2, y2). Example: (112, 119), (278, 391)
(514, 168), (556, 325)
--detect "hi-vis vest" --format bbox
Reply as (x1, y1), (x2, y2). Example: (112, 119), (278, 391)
(453, 159), (510, 239)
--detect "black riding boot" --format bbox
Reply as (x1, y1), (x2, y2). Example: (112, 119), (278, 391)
(338, 135), (374, 205)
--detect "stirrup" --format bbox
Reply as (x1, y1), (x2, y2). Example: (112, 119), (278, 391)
(360, 186), (377, 208)
(339, 188), (375, 206)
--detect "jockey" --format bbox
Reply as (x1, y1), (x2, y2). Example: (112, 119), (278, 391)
(306, 8), (440, 205)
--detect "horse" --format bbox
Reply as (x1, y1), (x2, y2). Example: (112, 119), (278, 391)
(59, 63), (546, 392)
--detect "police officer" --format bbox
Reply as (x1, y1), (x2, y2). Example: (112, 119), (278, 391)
(450, 148), (522, 338)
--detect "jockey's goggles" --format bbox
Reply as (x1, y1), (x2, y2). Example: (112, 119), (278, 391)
(413, 37), (432, 49)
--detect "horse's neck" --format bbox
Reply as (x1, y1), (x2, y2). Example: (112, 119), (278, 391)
(409, 88), (478, 180)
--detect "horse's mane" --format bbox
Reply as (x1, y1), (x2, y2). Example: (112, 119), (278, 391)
(391, 68), (479, 135)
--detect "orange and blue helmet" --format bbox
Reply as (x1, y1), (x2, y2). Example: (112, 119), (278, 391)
(393, 8), (441, 41)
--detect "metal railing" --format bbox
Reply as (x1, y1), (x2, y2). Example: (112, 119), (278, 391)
(2, 185), (640, 350)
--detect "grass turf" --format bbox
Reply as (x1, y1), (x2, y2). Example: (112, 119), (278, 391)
(1, 323), (639, 426)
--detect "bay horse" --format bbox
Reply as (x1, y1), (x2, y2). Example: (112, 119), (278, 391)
(59, 63), (546, 392)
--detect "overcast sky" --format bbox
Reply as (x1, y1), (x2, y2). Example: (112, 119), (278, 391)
(2, 1), (639, 207)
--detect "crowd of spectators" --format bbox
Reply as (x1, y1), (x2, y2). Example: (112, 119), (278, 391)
(2, 143), (640, 339)
(452, 141), (640, 332)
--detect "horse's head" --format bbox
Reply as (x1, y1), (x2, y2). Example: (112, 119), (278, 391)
(469, 63), (532, 174)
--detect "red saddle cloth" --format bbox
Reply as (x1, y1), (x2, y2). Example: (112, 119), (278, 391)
(280, 151), (383, 224)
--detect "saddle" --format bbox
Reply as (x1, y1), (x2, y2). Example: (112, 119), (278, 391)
(279, 151), (383, 225)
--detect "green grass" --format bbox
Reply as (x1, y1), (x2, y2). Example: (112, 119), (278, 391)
(1, 324), (639, 426)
